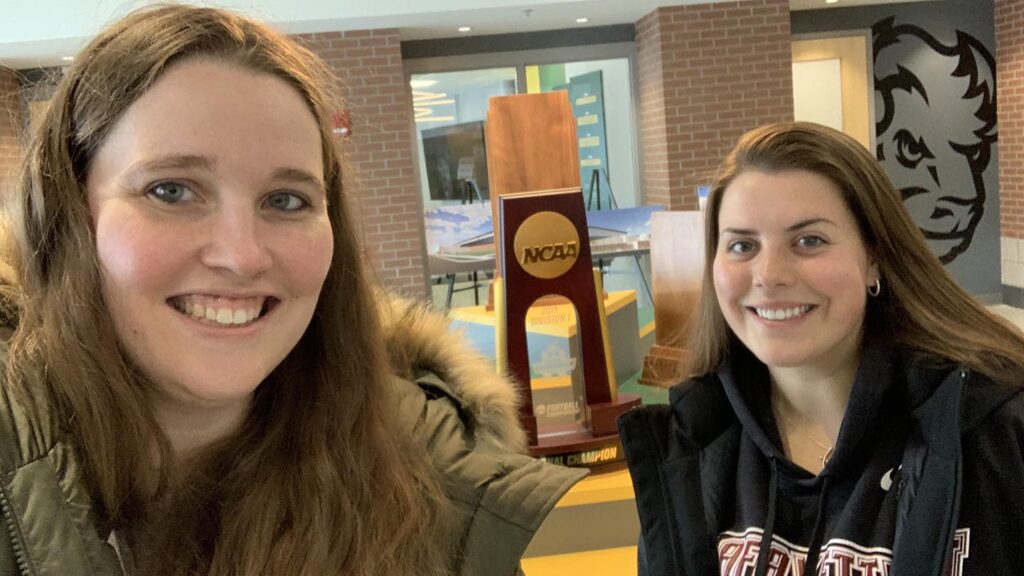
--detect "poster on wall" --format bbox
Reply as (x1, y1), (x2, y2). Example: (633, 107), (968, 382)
(792, 0), (1001, 298)
(423, 203), (664, 276)
(568, 71), (615, 210)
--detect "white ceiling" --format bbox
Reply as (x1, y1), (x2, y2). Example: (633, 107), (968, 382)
(0, 0), (934, 69)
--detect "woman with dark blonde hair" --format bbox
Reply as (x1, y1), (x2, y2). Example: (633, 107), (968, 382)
(619, 122), (1024, 576)
(0, 5), (583, 575)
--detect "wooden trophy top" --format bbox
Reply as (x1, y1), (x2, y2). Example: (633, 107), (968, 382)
(485, 92), (580, 232)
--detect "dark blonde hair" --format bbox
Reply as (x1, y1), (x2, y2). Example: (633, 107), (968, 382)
(688, 121), (1024, 384)
(4, 5), (449, 575)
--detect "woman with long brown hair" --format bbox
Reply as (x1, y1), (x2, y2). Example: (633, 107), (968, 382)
(619, 122), (1024, 576)
(0, 5), (583, 575)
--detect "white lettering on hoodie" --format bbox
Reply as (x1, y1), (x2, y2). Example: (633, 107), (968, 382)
(717, 527), (970, 576)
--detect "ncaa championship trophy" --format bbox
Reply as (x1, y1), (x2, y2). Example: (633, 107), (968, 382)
(486, 92), (640, 470)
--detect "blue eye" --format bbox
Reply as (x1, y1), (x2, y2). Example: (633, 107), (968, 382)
(148, 182), (193, 204)
(265, 192), (308, 212)
(727, 240), (755, 254)
(796, 235), (826, 248)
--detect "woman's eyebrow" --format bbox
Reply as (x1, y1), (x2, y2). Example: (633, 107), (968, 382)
(786, 217), (836, 232)
(721, 227), (756, 236)
(270, 166), (325, 192)
(721, 218), (836, 236)
(123, 154), (215, 179)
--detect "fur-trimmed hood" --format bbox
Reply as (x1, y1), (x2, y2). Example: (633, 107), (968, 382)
(376, 293), (528, 454)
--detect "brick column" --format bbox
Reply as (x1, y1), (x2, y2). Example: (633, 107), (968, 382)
(0, 67), (24, 193)
(635, 0), (793, 209)
(996, 0), (1024, 304)
(297, 30), (428, 297)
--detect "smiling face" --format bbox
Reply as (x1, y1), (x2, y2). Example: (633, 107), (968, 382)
(712, 169), (878, 373)
(86, 59), (333, 412)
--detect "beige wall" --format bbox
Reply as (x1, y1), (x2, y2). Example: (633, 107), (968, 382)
(0, 67), (23, 197)
(792, 34), (871, 150)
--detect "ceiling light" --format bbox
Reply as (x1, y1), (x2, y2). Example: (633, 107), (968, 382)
(411, 90), (450, 102)
(61, 56), (74, 62)
(826, 0), (838, 3)
(415, 98), (455, 106)
(458, 26), (472, 33)
(409, 79), (438, 89)
(576, 17), (589, 24)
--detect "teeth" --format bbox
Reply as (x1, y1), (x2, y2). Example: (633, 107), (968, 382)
(172, 295), (267, 327)
(755, 305), (812, 321)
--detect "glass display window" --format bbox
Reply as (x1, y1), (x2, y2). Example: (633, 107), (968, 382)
(411, 68), (517, 209)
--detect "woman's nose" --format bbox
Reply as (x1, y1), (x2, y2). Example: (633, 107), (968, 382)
(200, 209), (272, 278)
(752, 245), (795, 288)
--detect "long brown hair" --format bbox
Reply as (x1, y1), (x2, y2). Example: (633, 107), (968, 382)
(688, 121), (1024, 385)
(3, 5), (450, 575)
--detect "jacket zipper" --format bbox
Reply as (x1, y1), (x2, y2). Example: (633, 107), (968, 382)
(938, 368), (969, 572)
(0, 481), (32, 575)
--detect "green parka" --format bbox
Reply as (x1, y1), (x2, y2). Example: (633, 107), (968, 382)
(0, 295), (586, 575)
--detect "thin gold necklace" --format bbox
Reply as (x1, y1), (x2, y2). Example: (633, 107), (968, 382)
(775, 408), (834, 468)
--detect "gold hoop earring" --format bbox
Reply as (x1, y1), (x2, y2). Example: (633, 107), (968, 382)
(868, 278), (881, 297)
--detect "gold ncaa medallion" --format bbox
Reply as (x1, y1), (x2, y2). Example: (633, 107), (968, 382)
(513, 212), (581, 279)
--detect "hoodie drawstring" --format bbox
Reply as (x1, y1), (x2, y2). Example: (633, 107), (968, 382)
(754, 463), (832, 576)
(802, 476), (831, 576)
(754, 458), (780, 576)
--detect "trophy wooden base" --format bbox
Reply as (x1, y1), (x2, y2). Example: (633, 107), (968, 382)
(528, 393), (641, 473)
(638, 345), (688, 389)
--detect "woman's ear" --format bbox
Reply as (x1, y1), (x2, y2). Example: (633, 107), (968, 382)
(867, 257), (881, 294)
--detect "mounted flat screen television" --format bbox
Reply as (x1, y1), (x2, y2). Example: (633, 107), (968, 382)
(422, 121), (489, 202)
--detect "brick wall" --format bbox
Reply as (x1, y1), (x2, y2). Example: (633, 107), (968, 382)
(0, 67), (24, 195)
(635, 0), (794, 210)
(995, 0), (1024, 299)
(296, 30), (428, 297)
